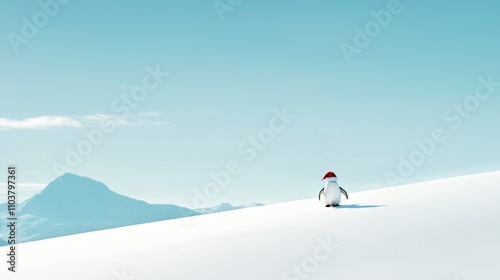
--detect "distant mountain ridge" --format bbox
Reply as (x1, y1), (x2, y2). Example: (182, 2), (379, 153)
(19, 173), (196, 224)
(0, 174), (262, 244)
(196, 202), (265, 214)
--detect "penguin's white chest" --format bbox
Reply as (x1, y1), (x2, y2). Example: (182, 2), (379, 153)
(323, 181), (341, 206)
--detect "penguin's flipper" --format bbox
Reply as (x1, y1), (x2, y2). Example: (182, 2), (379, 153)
(318, 188), (324, 200)
(340, 187), (349, 200)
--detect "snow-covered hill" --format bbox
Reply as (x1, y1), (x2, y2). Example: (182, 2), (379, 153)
(0, 173), (199, 243)
(2, 171), (499, 280)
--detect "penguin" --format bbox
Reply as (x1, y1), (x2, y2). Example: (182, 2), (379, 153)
(318, 171), (348, 207)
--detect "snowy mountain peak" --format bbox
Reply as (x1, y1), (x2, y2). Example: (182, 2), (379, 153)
(19, 173), (125, 221)
(0, 173), (200, 243)
(42, 173), (111, 194)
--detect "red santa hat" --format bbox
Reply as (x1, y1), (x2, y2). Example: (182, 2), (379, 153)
(321, 171), (337, 181)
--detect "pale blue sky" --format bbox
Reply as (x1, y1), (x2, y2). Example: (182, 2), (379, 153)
(1, 0), (499, 207)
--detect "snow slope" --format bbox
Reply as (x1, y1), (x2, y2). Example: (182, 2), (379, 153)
(2, 171), (500, 280)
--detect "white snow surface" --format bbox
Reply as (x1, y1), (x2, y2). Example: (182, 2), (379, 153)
(2, 171), (500, 280)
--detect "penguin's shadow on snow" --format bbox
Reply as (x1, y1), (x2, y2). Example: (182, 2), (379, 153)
(335, 204), (386, 209)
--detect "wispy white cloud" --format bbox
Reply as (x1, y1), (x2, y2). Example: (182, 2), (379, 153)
(0, 116), (81, 131)
(0, 182), (46, 190)
(83, 113), (167, 126)
(0, 183), (46, 203)
(0, 112), (166, 131)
